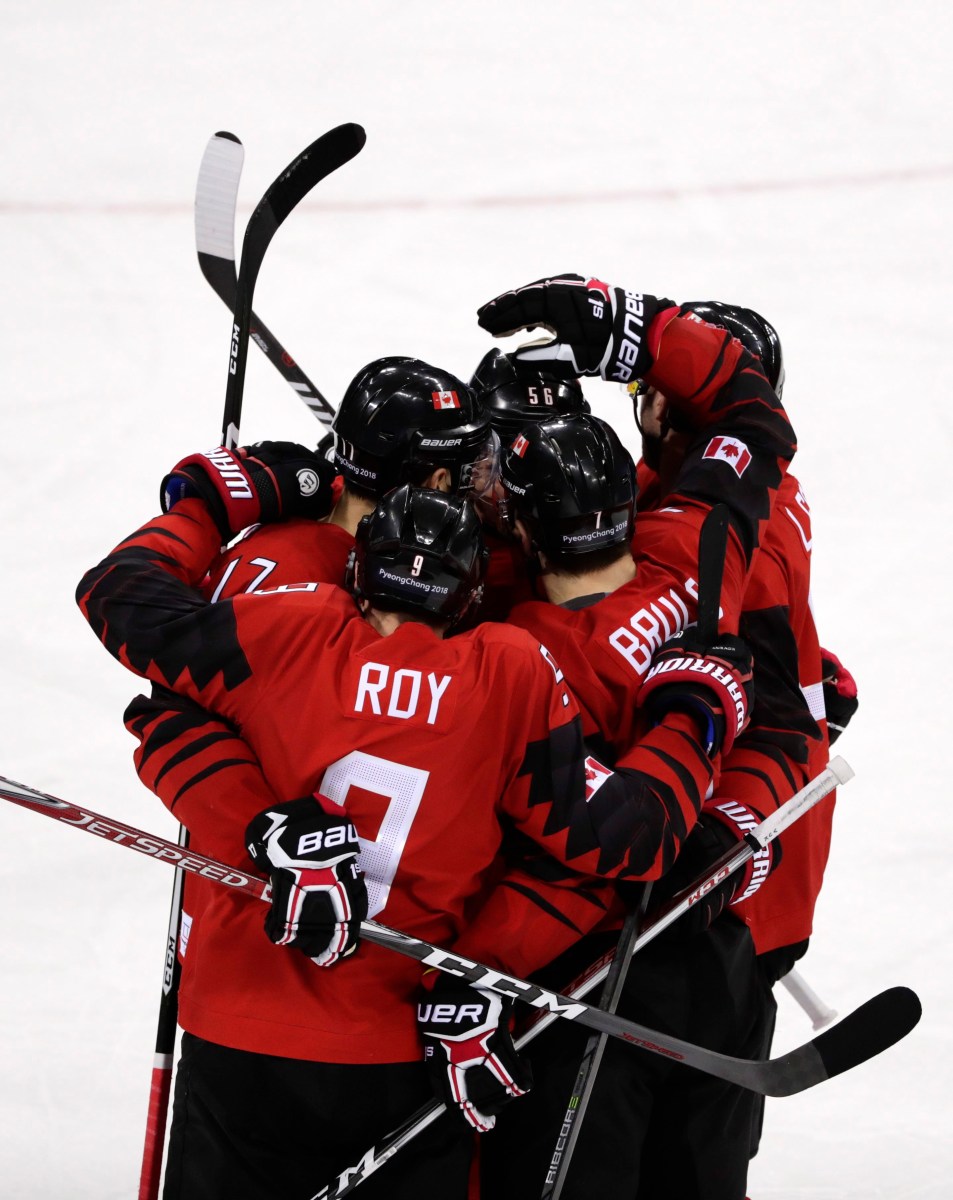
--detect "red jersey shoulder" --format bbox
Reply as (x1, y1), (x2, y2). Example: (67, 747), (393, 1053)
(771, 472), (813, 561)
(463, 617), (579, 719)
(205, 519), (353, 600)
(742, 473), (812, 613)
(230, 579), (362, 651)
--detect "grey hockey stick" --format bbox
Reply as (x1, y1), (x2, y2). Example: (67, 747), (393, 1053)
(540, 502), (730, 1199)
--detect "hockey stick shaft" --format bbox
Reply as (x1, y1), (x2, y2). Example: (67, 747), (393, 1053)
(196, 132), (337, 428)
(136, 836), (185, 1200)
(781, 967), (839, 1030)
(303, 756), (865, 1198)
(0, 759), (877, 1098)
(135, 127), (367, 1200)
(541, 890), (650, 1199)
(541, 503), (730, 1198)
(2, 764), (919, 1200)
(222, 125), (365, 447)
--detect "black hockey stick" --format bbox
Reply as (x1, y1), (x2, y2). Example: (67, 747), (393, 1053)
(540, 889), (651, 1199)
(0, 763), (919, 1092)
(299, 756), (871, 1198)
(138, 820), (186, 1200)
(195, 131), (339, 430)
(540, 503), (730, 1198)
(135, 126), (367, 1200)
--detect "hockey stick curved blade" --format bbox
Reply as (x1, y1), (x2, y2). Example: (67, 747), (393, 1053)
(811, 985), (921, 1081)
(735, 985), (922, 1098)
(223, 123), (365, 444)
(196, 131), (338, 425)
(239, 123), (366, 272)
(195, 130), (244, 312)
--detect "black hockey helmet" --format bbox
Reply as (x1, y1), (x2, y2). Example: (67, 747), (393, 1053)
(499, 415), (637, 557)
(347, 484), (488, 627)
(469, 349), (591, 442)
(331, 357), (499, 499)
(681, 301), (785, 397)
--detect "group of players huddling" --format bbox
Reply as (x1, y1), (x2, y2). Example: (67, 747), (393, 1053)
(77, 273), (857, 1200)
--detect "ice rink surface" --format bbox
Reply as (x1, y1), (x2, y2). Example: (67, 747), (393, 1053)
(1, 2), (951, 1195)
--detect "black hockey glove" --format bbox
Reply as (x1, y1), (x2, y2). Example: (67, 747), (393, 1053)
(245, 797), (367, 967)
(477, 273), (669, 383)
(417, 974), (532, 1133)
(638, 631), (754, 758)
(820, 647), (858, 744)
(162, 440), (336, 541)
(651, 798), (779, 938)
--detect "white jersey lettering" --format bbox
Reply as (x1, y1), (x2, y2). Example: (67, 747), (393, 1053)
(354, 662), (453, 724)
(608, 584), (693, 676)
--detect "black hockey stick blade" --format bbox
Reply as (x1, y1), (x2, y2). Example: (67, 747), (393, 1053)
(222, 123), (365, 445)
(195, 131), (337, 426)
(739, 984), (921, 1097)
(811, 985), (922, 1083)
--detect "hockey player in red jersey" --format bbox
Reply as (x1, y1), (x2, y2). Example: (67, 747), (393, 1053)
(78, 408), (752, 1200)
(201, 355), (499, 601)
(457, 277), (797, 1199)
(633, 301), (859, 1175)
(94, 280), (794, 1195)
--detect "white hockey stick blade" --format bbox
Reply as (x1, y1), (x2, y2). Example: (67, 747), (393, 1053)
(195, 131), (244, 262)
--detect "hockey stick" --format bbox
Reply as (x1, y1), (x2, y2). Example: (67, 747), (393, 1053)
(195, 131), (338, 429)
(540, 889), (651, 1199)
(220, 123), (364, 446)
(301, 756), (882, 1198)
(540, 503), (731, 1198)
(781, 967), (839, 1030)
(137, 824), (186, 1200)
(134, 126), (367, 1200)
(0, 763), (920, 1087)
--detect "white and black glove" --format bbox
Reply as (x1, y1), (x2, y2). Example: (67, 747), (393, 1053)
(417, 974), (532, 1132)
(245, 797), (367, 967)
(477, 273), (670, 383)
(638, 631), (754, 758)
(162, 440), (336, 541)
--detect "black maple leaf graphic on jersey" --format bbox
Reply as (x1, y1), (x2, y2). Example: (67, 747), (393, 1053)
(79, 545), (252, 692)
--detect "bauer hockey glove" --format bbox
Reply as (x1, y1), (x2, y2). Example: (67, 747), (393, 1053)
(650, 798), (779, 938)
(245, 797), (367, 967)
(820, 647), (859, 744)
(161, 440), (336, 541)
(638, 631), (754, 758)
(477, 273), (670, 383)
(417, 973), (532, 1133)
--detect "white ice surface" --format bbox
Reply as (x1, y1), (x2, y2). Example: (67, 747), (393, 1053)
(1, 2), (951, 1196)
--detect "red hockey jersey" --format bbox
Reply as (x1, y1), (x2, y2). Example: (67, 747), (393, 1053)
(79, 500), (715, 1063)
